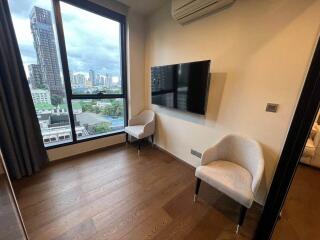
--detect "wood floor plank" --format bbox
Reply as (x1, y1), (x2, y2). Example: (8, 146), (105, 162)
(119, 209), (172, 240)
(22, 155), (178, 230)
(14, 144), (261, 240)
(272, 165), (320, 240)
(15, 147), (140, 201)
(90, 169), (192, 240)
(22, 155), (162, 216)
(53, 219), (96, 240)
(152, 185), (211, 240)
(25, 155), (186, 239)
(19, 151), (158, 209)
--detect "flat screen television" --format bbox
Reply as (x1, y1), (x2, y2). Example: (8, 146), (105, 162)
(151, 60), (211, 115)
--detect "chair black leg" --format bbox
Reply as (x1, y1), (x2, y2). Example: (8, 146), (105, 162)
(194, 178), (202, 202)
(151, 134), (154, 147)
(236, 205), (248, 234)
(126, 133), (129, 144)
(138, 139), (141, 154)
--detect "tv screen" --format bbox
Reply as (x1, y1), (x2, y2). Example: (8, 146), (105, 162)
(151, 60), (210, 115)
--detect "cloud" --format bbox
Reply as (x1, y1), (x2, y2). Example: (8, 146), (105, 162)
(60, 2), (121, 75)
(8, 0), (52, 16)
(11, 15), (37, 65)
(8, 0), (122, 77)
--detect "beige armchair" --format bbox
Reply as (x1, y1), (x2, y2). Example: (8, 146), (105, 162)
(125, 110), (155, 153)
(300, 123), (320, 168)
(194, 134), (264, 233)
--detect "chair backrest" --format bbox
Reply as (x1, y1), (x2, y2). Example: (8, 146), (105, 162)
(217, 134), (264, 193)
(138, 110), (155, 125)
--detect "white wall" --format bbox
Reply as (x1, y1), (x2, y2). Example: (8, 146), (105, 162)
(127, 10), (146, 117)
(47, 3), (146, 161)
(145, 0), (320, 204)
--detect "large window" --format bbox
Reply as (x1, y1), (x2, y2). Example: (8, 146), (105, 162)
(8, 0), (127, 148)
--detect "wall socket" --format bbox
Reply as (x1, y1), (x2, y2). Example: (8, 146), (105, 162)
(191, 149), (202, 158)
(266, 103), (279, 113)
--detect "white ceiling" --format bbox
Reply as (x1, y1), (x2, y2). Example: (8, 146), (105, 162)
(117, 0), (168, 15)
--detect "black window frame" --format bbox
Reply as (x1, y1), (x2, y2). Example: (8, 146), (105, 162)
(43, 0), (128, 149)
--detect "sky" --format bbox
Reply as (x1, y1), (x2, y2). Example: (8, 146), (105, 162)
(8, 0), (121, 77)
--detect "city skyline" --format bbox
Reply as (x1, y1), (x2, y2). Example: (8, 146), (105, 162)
(25, 4), (122, 96)
(9, 0), (121, 78)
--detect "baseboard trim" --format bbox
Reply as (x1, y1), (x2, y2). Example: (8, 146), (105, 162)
(48, 142), (126, 166)
(154, 144), (196, 171)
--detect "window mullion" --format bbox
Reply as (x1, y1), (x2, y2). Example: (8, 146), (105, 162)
(52, 0), (77, 143)
(120, 21), (128, 127)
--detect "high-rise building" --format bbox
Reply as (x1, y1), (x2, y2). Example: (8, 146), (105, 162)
(85, 78), (92, 88)
(73, 73), (86, 87)
(96, 74), (101, 86)
(30, 6), (63, 97)
(89, 70), (96, 86)
(28, 64), (45, 89)
(105, 73), (112, 88)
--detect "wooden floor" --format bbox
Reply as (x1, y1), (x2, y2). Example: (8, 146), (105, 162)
(13, 144), (262, 240)
(0, 175), (25, 240)
(272, 164), (320, 240)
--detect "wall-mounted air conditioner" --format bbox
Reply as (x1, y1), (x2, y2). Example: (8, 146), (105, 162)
(172, 0), (235, 24)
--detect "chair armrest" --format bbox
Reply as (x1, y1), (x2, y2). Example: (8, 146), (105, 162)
(143, 120), (155, 136)
(128, 116), (141, 126)
(251, 144), (265, 194)
(252, 157), (264, 194)
(201, 145), (220, 165)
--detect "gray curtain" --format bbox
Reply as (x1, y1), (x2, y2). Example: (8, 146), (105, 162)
(0, 0), (48, 179)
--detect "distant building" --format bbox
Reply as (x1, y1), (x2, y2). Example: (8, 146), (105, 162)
(96, 101), (111, 108)
(105, 73), (112, 88)
(94, 74), (112, 88)
(31, 89), (51, 104)
(73, 73), (86, 87)
(41, 113), (87, 145)
(69, 71), (74, 83)
(30, 6), (63, 97)
(85, 78), (92, 88)
(28, 64), (45, 89)
(89, 70), (97, 86)
(95, 74), (101, 86)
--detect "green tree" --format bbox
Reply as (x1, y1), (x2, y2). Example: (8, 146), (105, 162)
(51, 94), (63, 106)
(93, 122), (111, 134)
(95, 107), (100, 114)
(102, 107), (110, 115)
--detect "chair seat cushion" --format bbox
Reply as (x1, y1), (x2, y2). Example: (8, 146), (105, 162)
(195, 160), (254, 208)
(303, 138), (315, 157)
(124, 125), (145, 139)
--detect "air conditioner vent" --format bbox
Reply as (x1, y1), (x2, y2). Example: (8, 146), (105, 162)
(172, 0), (235, 24)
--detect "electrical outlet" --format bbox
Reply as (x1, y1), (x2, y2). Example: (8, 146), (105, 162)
(266, 103), (279, 113)
(191, 149), (202, 158)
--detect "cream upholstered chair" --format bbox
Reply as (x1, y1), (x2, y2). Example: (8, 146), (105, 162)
(125, 110), (155, 153)
(300, 123), (320, 168)
(194, 134), (264, 233)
